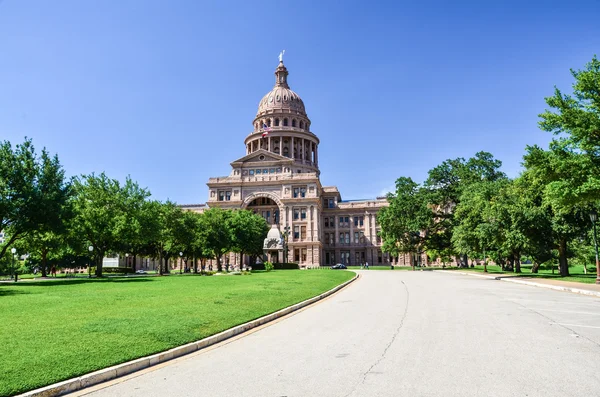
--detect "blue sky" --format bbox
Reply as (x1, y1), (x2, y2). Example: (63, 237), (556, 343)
(1, 0), (598, 203)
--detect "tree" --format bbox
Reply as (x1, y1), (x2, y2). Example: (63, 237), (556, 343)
(228, 210), (269, 268)
(199, 208), (232, 272)
(537, 55), (600, 208)
(452, 179), (507, 271)
(72, 173), (151, 277)
(425, 151), (506, 265)
(0, 138), (71, 259)
(523, 145), (592, 276)
(378, 177), (432, 270)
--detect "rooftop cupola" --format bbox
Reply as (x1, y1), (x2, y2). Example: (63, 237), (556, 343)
(275, 61), (289, 88)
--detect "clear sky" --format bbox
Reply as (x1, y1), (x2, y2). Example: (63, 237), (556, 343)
(1, 0), (598, 203)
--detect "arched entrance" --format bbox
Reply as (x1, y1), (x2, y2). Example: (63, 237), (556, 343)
(241, 192), (284, 226)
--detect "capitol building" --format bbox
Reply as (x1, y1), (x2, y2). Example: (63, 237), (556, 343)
(184, 59), (396, 268)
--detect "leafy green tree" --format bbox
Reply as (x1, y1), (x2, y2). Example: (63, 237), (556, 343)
(72, 173), (151, 277)
(378, 177), (432, 270)
(452, 179), (507, 271)
(198, 207), (232, 272)
(425, 151), (506, 265)
(523, 145), (592, 276)
(123, 199), (162, 271)
(0, 138), (71, 259)
(537, 55), (600, 208)
(152, 201), (184, 274)
(228, 210), (269, 267)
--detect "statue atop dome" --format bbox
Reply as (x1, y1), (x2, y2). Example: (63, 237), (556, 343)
(278, 50), (285, 63)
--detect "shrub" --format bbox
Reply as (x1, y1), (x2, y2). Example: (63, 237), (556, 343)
(264, 261), (274, 272)
(101, 267), (134, 274)
(273, 262), (299, 270)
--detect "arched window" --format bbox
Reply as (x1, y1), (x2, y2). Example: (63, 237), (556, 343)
(300, 121), (304, 129)
(292, 119), (296, 127)
(274, 146), (280, 154)
(283, 147), (289, 157)
(275, 118), (280, 126)
(267, 119), (271, 127)
(283, 118), (288, 127)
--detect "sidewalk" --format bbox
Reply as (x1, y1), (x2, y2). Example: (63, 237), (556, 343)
(436, 270), (600, 298)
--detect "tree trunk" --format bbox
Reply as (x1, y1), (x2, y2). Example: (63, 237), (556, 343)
(514, 253), (521, 273)
(558, 238), (569, 276)
(216, 255), (222, 272)
(95, 253), (103, 277)
(41, 249), (48, 277)
(158, 252), (163, 275)
(193, 256), (197, 273)
(132, 254), (137, 272)
(531, 262), (540, 273)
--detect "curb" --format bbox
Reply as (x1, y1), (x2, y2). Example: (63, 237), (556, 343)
(435, 270), (600, 298)
(18, 273), (359, 397)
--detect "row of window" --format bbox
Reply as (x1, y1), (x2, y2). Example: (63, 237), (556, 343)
(293, 208), (307, 220)
(254, 210), (279, 224)
(323, 231), (366, 245)
(256, 118), (309, 130)
(218, 191), (232, 201)
(324, 251), (386, 265)
(293, 187), (306, 198)
(293, 225), (307, 240)
(249, 168), (281, 176)
(323, 216), (365, 228)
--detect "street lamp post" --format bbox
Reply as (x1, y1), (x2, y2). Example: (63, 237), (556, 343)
(590, 210), (600, 284)
(88, 246), (94, 278)
(11, 247), (17, 282)
(179, 252), (183, 274)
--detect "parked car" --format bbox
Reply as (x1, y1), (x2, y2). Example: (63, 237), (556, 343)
(330, 263), (347, 270)
(135, 269), (147, 274)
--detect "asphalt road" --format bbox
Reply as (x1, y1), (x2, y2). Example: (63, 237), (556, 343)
(73, 270), (600, 397)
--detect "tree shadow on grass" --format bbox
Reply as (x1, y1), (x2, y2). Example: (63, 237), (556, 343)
(7, 277), (156, 287)
(0, 288), (31, 296)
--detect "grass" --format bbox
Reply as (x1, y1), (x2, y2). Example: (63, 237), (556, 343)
(345, 265), (413, 270)
(444, 264), (598, 284)
(0, 270), (354, 396)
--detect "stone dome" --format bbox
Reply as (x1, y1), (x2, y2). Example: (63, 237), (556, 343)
(256, 61), (306, 117)
(266, 224), (283, 241)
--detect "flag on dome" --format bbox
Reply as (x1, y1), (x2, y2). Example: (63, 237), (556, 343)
(262, 124), (272, 137)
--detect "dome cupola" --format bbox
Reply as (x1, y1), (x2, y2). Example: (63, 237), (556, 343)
(256, 61), (307, 117)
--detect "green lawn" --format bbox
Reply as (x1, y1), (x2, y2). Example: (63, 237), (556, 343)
(345, 265), (413, 270)
(445, 264), (598, 284)
(0, 270), (354, 396)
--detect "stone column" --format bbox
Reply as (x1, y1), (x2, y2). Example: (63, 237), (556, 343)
(334, 215), (339, 249)
(315, 145), (318, 165)
(279, 137), (283, 155)
(268, 136), (272, 152)
(349, 215), (354, 251)
(291, 137), (295, 159)
(314, 206), (320, 243)
(308, 205), (313, 241)
(301, 138), (305, 163)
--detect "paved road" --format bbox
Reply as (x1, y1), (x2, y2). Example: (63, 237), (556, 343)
(74, 271), (600, 397)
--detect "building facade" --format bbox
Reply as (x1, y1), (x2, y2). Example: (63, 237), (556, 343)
(190, 60), (395, 268)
